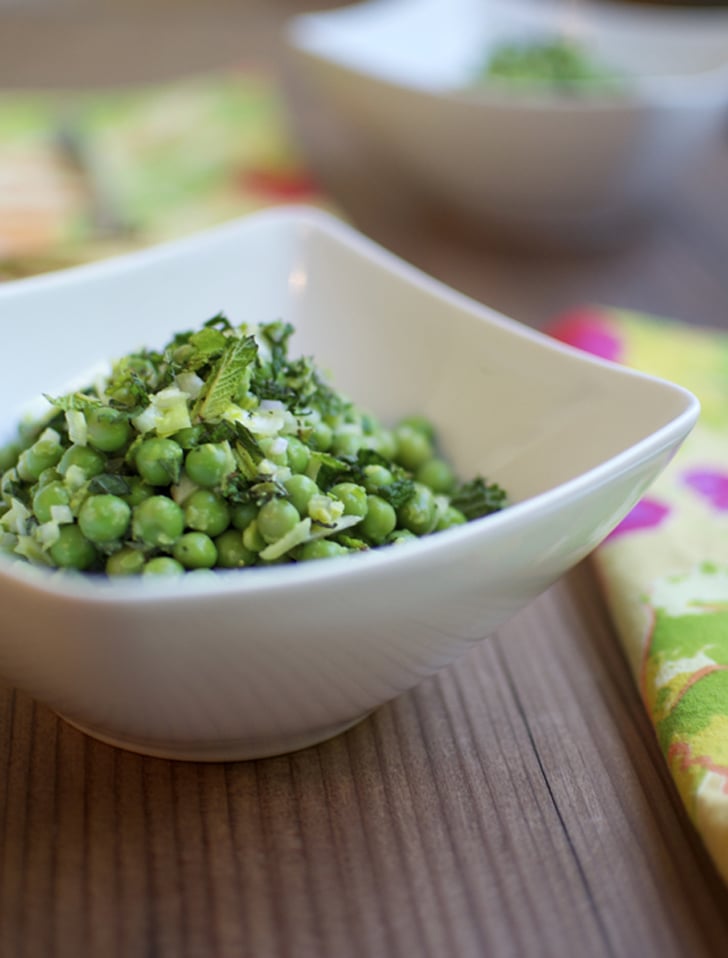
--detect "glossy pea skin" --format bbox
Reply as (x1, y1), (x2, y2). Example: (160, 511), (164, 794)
(215, 529), (257, 568)
(78, 494), (132, 544)
(231, 501), (258, 532)
(48, 525), (97, 570)
(360, 495), (396, 544)
(362, 465), (393, 494)
(258, 437), (288, 467)
(393, 425), (433, 473)
(416, 458), (456, 494)
(32, 480), (70, 523)
(132, 496), (185, 548)
(435, 505), (467, 531)
(86, 407), (131, 453)
(184, 443), (231, 488)
(142, 556), (185, 576)
(307, 421), (332, 452)
(329, 482), (368, 518)
(242, 519), (266, 553)
(173, 532), (218, 569)
(257, 499), (300, 544)
(286, 437), (310, 474)
(17, 437), (63, 482)
(58, 445), (106, 479)
(106, 546), (146, 576)
(396, 482), (437, 536)
(387, 528), (418, 545)
(183, 489), (231, 537)
(283, 474), (318, 516)
(332, 430), (362, 458)
(135, 438), (183, 486)
(298, 539), (348, 561)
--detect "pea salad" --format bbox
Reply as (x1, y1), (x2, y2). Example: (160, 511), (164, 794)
(0, 316), (506, 576)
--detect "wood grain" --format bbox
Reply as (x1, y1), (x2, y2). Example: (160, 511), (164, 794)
(2, 2), (728, 956)
(3, 566), (728, 957)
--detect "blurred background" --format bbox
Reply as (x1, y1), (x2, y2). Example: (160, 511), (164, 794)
(0, 0), (727, 329)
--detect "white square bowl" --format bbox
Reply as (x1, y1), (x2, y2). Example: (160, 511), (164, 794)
(285, 0), (728, 243)
(0, 206), (698, 760)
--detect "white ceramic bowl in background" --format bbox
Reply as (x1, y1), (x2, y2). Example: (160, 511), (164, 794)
(285, 0), (728, 243)
(0, 206), (698, 761)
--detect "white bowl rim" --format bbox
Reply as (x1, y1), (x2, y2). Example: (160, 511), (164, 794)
(0, 204), (700, 602)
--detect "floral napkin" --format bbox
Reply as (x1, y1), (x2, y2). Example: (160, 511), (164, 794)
(2, 69), (726, 884)
(549, 306), (728, 884)
(0, 70), (330, 278)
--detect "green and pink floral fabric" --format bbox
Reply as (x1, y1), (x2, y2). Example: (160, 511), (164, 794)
(549, 307), (728, 883)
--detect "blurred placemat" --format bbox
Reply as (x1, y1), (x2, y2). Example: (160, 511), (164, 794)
(0, 69), (329, 279)
(549, 306), (728, 885)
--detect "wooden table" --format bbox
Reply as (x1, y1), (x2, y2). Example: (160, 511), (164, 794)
(2, 3), (728, 955)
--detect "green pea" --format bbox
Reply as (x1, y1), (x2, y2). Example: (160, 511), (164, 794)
(397, 483), (437, 536)
(308, 421), (332, 452)
(416, 458), (456, 494)
(435, 505), (467, 531)
(283, 474), (318, 516)
(258, 437), (288, 466)
(173, 532), (217, 569)
(173, 425), (204, 450)
(397, 415), (436, 441)
(78, 494), (131, 544)
(286, 437), (310, 474)
(58, 445), (106, 479)
(231, 501), (258, 531)
(360, 495), (397, 544)
(0, 442), (20, 473)
(257, 498), (300, 544)
(106, 547), (146, 576)
(394, 425), (433, 472)
(370, 429), (397, 461)
(32, 481), (70, 523)
(332, 430), (362, 458)
(215, 529), (257, 568)
(330, 482), (368, 518)
(36, 467), (61, 489)
(184, 443), (231, 488)
(142, 556), (185, 576)
(122, 477), (155, 507)
(387, 528), (418, 545)
(242, 519), (266, 553)
(17, 437), (63, 482)
(86, 407), (131, 453)
(48, 525), (97, 570)
(134, 437), (183, 486)
(183, 489), (231, 536)
(362, 465), (393, 493)
(298, 539), (349, 561)
(132, 496), (185, 548)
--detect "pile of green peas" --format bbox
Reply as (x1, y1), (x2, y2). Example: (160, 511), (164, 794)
(0, 321), (505, 577)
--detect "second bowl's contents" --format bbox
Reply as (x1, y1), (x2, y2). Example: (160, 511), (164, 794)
(474, 37), (625, 94)
(0, 316), (507, 576)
